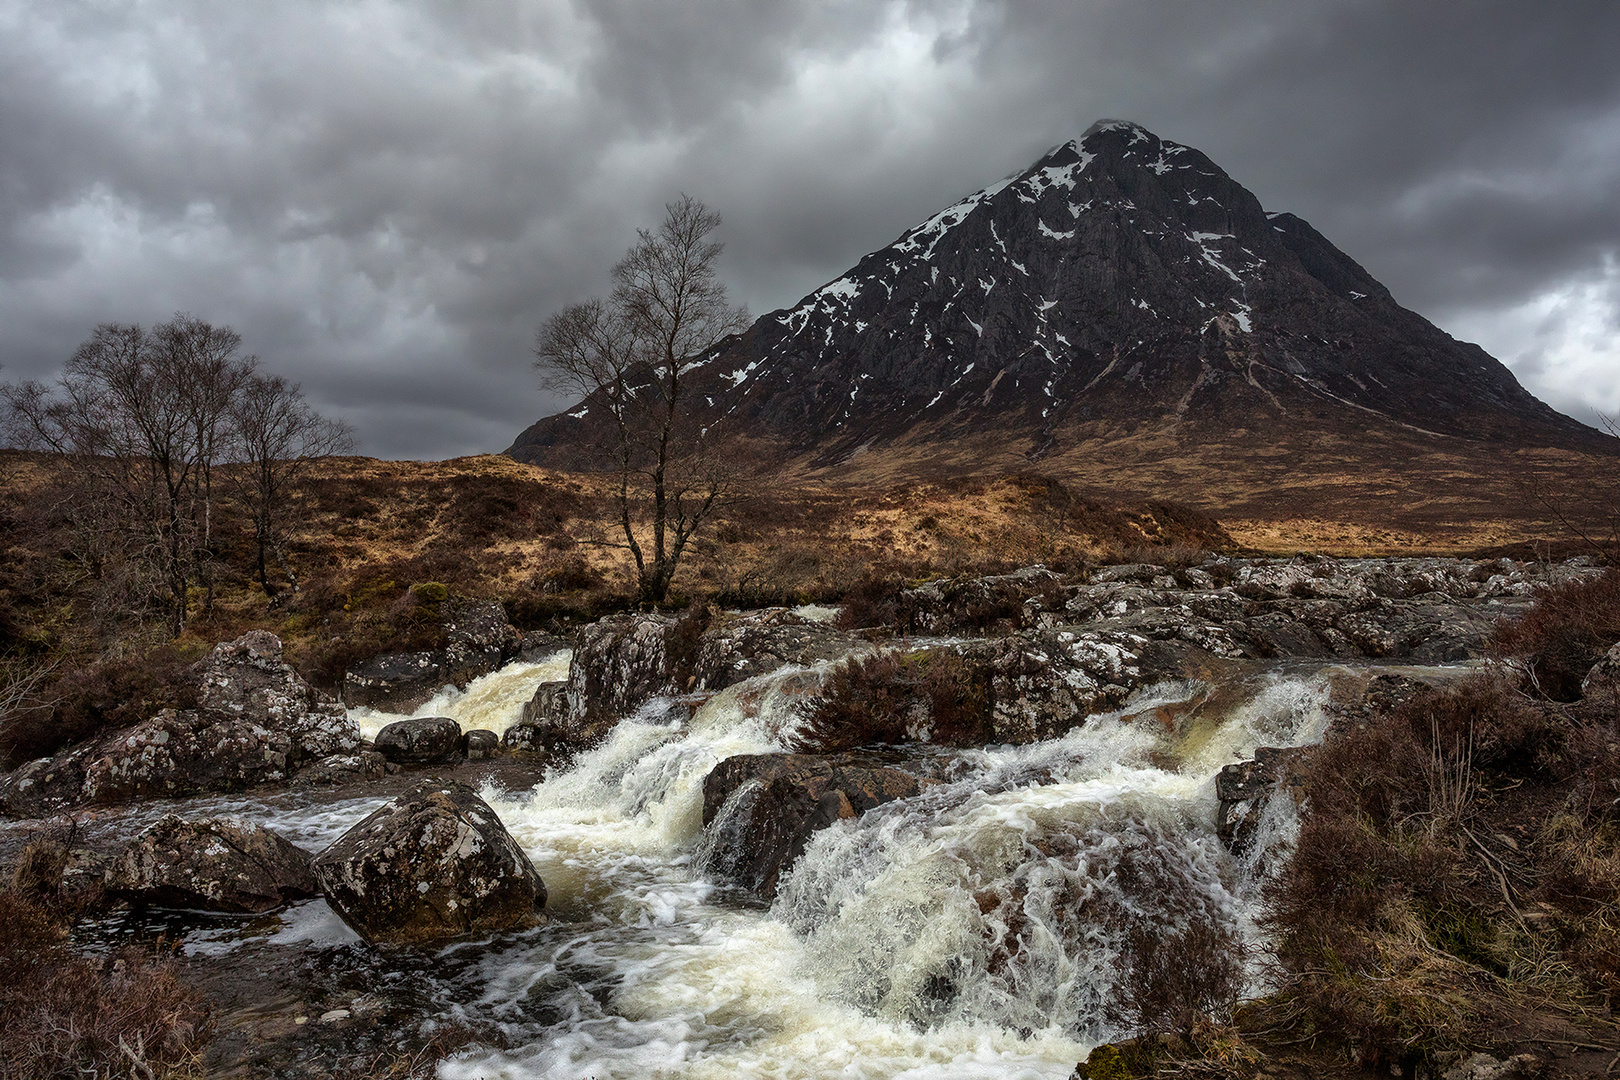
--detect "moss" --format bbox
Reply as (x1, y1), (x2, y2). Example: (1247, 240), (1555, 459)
(1075, 1044), (1133, 1080)
(409, 581), (450, 606)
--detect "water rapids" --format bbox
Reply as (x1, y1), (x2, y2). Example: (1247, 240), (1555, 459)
(48, 655), (1356, 1078)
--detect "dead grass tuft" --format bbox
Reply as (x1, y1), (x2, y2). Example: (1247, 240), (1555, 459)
(0, 888), (211, 1079)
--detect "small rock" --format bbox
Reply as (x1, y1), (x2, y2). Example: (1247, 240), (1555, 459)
(1581, 642), (1620, 698)
(464, 729), (499, 760)
(1215, 746), (1310, 853)
(1442, 1052), (1543, 1080)
(373, 717), (463, 765)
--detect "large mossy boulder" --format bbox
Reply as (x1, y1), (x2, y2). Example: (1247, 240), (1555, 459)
(104, 815), (318, 913)
(0, 632), (360, 817)
(373, 716), (463, 764)
(312, 780), (546, 945)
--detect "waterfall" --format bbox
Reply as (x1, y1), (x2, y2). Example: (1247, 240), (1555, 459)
(432, 665), (1330, 1079)
(348, 651), (572, 741)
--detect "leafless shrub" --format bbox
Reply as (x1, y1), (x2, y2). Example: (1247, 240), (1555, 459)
(0, 889), (211, 1079)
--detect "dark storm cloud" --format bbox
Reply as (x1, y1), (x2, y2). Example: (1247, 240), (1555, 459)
(3, 0), (1618, 458)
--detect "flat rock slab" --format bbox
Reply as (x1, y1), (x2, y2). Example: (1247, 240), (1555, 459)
(105, 814), (318, 913)
(312, 780), (546, 946)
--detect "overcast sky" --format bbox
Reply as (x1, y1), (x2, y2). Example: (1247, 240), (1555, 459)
(3, 1), (1618, 459)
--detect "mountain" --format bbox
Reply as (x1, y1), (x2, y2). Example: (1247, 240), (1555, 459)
(508, 120), (1606, 481)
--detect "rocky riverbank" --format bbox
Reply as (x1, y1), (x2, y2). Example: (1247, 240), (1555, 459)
(1, 552), (1615, 1079)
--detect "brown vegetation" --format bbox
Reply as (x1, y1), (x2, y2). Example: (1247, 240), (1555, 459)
(798, 650), (992, 750)
(0, 869), (210, 1079)
(1491, 567), (1620, 700)
(1238, 577), (1620, 1075)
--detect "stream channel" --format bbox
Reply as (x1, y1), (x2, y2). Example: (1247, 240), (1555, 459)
(18, 644), (1476, 1078)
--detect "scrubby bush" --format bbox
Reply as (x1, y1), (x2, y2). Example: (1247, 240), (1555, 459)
(0, 888), (210, 1079)
(1491, 566), (1620, 700)
(0, 645), (202, 768)
(1263, 663), (1620, 1067)
(798, 649), (991, 750)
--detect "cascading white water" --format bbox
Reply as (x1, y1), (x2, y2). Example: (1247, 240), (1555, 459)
(429, 665), (1334, 1080)
(348, 650), (572, 740)
(26, 655), (1340, 1079)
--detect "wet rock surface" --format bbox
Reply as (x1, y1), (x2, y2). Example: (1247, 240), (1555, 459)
(373, 716), (463, 765)
(567, 613), (678, 734)
(342, 650), (447, 713)
(691, 609), (862, 690)
(1214, 746), (1310, 853)
(701, 752), (942, 898)
(0, 632), (360, 817)
(104, 814), (318, 913)
(463, 729), (499, 760)
(342, 599), (522, 712)
(312, 780), (547, 945)
(293, 750), (392, 787)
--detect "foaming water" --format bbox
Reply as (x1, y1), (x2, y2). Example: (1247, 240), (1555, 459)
(433, 667), (1330, 1078)
(42, 658), (1341, 1079)
(349, 651), (572, 740)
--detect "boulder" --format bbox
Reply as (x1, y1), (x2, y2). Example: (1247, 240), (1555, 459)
(565, 610), (861, 748)
(464, 729), (499, 760)
(1214, 746), (1310, 853)
(312, 780), (546, 945)
(701, 752), (938, 898)
(1581, 642), (1620, 698)
(0, 632), (360, 817)
(567, 613), (677, 731)
(342, 651), (447, 712)
(519, 680), (568, 727)
(374, 717), (463, 765)
(968, 628), (1149, 744)
(692, 609), (862, 689)
(501, 723), (544, 753)
(294, 750), (392, 787)
(442, 598), (522, 685)
(104, 815), (318, 913)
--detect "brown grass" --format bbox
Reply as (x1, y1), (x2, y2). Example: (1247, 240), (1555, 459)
(0, 888), (211, 1079)
(1259, 665), (1620, 1070)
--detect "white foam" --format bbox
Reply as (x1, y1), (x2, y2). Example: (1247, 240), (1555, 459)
(348, 652), (571, 741)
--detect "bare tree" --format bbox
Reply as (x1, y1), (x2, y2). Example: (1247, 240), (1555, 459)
(226, 373), (355, 597)
(3, 315), (256, 636)
(156, 315), (257, 612)
(535, 195), (749, 605)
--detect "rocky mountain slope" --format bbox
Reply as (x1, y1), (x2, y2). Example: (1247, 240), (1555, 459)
(510, 119), (1608, 477)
